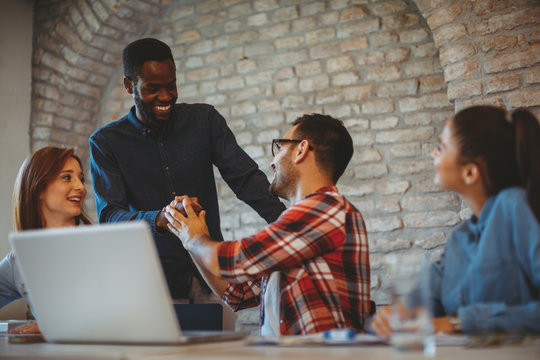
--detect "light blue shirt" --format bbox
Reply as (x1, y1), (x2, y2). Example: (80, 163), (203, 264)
(426, 187), (540, 333)
(0, 250), (29, 308)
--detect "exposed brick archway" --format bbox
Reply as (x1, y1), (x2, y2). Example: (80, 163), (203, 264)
(30, 0), (540, 154)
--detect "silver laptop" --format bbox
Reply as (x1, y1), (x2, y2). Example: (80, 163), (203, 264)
(9, 221), (247, 344)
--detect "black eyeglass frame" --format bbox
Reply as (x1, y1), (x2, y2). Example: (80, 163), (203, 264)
(271, 139), (313, 157)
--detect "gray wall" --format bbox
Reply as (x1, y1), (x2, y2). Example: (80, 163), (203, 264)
(0, 0), (33, 257)
(0, 0), (33, 320)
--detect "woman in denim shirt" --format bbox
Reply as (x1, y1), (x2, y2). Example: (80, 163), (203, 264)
(371, 105), (540, 335)
(0, 147), (91, 334)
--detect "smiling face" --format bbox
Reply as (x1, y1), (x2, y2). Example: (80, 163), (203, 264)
(270, 126), (300, 200)
(39, 157), (87, 228)
(128, 59), (178, 126)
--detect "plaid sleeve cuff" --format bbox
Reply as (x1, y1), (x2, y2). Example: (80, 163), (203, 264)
(217, 240), (239, 281)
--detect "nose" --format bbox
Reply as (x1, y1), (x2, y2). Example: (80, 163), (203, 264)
(157, 87), (173, 102)
(73, 177), (85, 192)
(431, 146), (439, 160)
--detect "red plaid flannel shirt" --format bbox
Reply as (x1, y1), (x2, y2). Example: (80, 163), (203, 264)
(218, 186), (370, 335)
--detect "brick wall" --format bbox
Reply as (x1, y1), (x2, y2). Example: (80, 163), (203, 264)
(30, 0), (540, 332)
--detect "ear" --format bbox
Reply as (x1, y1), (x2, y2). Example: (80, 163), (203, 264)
(124, 77), (134, 94)
(293, 140), (310, 164)
(461, 163), (481, 185)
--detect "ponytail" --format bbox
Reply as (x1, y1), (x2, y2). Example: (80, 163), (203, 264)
(512, 109), (540, 222)
(452, 106), (540, 223)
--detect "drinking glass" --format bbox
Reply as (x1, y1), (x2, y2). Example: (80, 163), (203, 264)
(386, 254), (435, 356)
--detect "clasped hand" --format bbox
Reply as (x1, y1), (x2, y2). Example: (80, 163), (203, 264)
(164, 196), (209, 251)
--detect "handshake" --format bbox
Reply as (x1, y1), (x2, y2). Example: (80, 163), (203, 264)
(162, 196), (211, 250)
(157, 196), (203, 232)
(172, 197), (203, 217)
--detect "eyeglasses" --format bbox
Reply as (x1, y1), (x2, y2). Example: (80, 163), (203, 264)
(271, 139), (313, 157)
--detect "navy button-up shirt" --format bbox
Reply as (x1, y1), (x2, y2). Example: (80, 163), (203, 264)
(89, 103), (285, 298)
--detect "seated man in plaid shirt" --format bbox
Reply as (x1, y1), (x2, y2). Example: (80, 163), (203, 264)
(165, 114), (371, 335)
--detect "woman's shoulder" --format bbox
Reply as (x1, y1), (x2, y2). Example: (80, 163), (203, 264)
(491, 187), (532, 215)
(495, 186), (527, 203)
(1, 250), (16, 266)
(490, 187), (539, 230)
(0, 250), (17, 279)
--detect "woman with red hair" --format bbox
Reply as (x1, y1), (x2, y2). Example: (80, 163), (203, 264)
(0, 146), (91, 333)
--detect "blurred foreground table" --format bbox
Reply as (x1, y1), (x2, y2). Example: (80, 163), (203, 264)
(0, 334), (539, 360)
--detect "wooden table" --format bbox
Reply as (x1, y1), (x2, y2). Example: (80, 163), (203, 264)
(1, 335), (539, 360)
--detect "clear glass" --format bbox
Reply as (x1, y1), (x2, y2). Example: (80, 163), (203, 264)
(387, 254), (436, 356)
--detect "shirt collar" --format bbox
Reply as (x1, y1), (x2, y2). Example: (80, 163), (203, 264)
(295, 185), (339, 205)
(127, 106), (150, 136)
(315, 185), (339, 194)
(303, 185), (339, 200)
(127, 106), (173, 138)
(468, 194), (496, 238)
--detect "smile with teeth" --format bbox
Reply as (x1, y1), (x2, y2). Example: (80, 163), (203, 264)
(68, 197), (81, 203)
(155, 104), (171, 112)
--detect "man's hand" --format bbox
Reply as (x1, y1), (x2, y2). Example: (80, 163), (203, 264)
(172, 196), (203, 216)
(164, 196), (228, 296)
(155, 209), (170, 232)
(164, 197), (209, 251)
(156, 196), (202, 232)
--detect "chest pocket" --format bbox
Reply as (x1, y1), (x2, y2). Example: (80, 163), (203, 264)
(172, 148), (213, 187)
(469, 257), (518, 304)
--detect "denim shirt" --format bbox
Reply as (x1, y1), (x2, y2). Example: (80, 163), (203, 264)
(89, 103), (285, 298)
(425, 187), (540, 333)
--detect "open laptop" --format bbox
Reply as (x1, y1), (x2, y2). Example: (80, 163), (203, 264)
(9, 221), (248, 344)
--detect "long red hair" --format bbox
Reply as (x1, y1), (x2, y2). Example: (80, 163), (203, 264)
(13, 146), (91, 230)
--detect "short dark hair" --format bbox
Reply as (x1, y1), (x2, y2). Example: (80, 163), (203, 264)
(451, 105), (540, 221)
(122, 38), (174, 81)
(292, 113), (353, 183)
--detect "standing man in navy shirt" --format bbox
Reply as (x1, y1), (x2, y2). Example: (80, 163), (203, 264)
(89, 38), (285, 302)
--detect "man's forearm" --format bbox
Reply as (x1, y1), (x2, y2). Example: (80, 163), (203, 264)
(162, 202), (228, 293)
(187, 235), (226, 292)
(187, 235), (230, 297)
(100, 206), (159, 225)
(188, 250), (230, 298)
